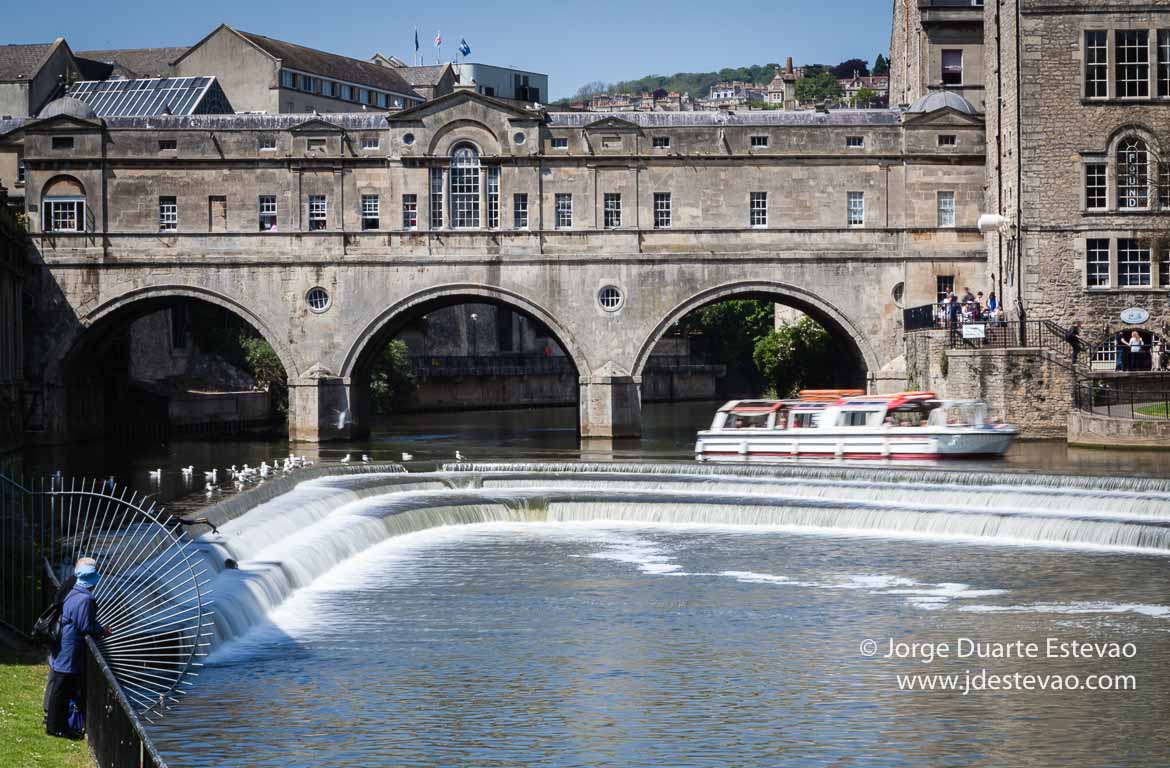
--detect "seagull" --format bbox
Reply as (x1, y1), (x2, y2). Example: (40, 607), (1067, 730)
(149, 469), (162, 480)
(341, 453), (351, 464)
(204, 469), (218, 482)
(361, 454), (370, 463)
(455, 451), (465, 462)
(401, 452), (413, 462)
(181, 466), (194, 478)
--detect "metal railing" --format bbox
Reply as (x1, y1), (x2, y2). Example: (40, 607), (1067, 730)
(903, 304), (937, 332)
(1074, 382), (1170, 420)
(1, 473), (214, 767)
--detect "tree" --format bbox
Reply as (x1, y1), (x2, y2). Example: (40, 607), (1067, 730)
(573, 81), (611, 99)
(752, 317), (839, 398)
(831, 58), (870, 79)
(852, 87), (877, 108)
(796, 71), (844, 105)
(238, 335), (289, 415)
(367, 339), (417, 414)
(872, 54), (889, 76)
(678, 300), (776, 394)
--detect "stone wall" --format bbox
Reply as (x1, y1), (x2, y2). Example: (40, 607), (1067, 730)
(943, 347), (1075, 438)
(1069, 410), (1170, 450)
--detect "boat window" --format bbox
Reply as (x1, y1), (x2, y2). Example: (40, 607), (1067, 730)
(888, 406), (930, 428)
(729, 412), (771, 429)
(943, 403), (985, 426)
(791, 411), (820, 429)
(839, 410), (878, 427)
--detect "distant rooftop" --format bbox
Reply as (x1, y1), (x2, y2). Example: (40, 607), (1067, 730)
(0, 41), (58, 81)
(68, 77), (233, 117)
(76, 47), (188, 79)
(547, 109), (903, 127)
(98, 113), (393, 130)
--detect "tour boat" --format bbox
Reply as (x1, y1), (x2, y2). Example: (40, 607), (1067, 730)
(695, 391), (1018, 462)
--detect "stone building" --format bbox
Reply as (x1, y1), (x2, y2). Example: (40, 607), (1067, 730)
(837, 73), (890, 107)
(18, 87), (985, 441)
(0, 39), (83, 117)
(766, 61), (799, 110)
(890, 0), (986, 110)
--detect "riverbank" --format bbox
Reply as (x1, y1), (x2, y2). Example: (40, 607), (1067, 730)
(0, 644), (93, 768)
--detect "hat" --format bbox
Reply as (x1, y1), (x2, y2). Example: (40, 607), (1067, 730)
(75, 561), (100, 587)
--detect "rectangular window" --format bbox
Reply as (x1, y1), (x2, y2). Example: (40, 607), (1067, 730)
(941, 50), (963, 86)
(1161, 245), (1170, 287)
(43, 198), (85, 232)
(361, 135), (379, 150)
(555, 193), (572, 229)
(1085, 31), (1109, 98)
(361, 194), (379, 230)
(603, 193), (621, 229)
(376, 93), (387, 108)
(487, 166), (500, 228)
(1087, 239), (1111, 287)
(16, 158), (25, 184)
(280, 70), (294, 88)
(936, 275), (954, 303)
(1160, 162), (1170, 209)
(1085, 163), (1108, 210)
(652, 136), (670, 149)
(324, 81), (336, 98)
(938, 134), (957, 147)
(1116, 30), (1150, 98)
(750, 191), (767, 227)
(551, 137), (568, 150)
(158, 139), (177, 151)
(750, 135), (769, 148)
(308, 195), (327, 231)
(51, 136), (74, 150)
(208, 195), (227, 232)
(358, 89), (370, 104)
(258, 195), (277, 231)
(654, 192), (671, 229)
(513, 193), (528, 229)
(402, 194), (418, 230)
(1118, 238), (1152, 287)
(158, 196), (177, 231)
(847, 191), (865, 226)
(307, 138), (327, 152)
(1159, 30), (1170, 97)
(340, 84), (352, 101)
(937, 191), (956, 227)
(258, 134), (277, 151)
(429, 168), (443, 228)
(846, 136), (864, 149)
(601, 135), (621, 149)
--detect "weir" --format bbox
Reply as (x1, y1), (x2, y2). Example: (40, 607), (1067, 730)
(186, 463), (1170, 659)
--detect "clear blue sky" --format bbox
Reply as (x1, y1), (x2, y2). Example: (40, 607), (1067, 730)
(8, 0), (892, 100)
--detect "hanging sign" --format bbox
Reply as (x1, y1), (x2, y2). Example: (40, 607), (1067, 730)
(1120, 307), (1150, 325)
(962, 324), (986, 340)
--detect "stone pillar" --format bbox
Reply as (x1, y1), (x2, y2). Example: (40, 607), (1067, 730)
(579, 364), (642, 438)
(288, 372), (354, 442)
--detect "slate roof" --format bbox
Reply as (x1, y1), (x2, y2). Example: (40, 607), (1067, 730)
(100, 113), (392, 130)
(547, 109), (903, 128)
(395, 64), (450, 88)
(75, 47), (188, 79)
(0, 116), (30, 136)
(233, 29), (422, 100)
(0, 42), (57, 81)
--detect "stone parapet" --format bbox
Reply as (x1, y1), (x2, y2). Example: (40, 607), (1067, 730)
(1068, 410), (1170, 451)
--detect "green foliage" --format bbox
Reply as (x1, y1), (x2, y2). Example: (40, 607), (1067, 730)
(831, 58), (870, 78)
(680, 300), (776, 393)
(795, 71), (844, 105)
(0, 648), (94, 768)
(752, 317), (840, 398)
(873, 54), (890, 76)
(368, 339), (417, 414)
(852, 87), (878, 107)
(239, 334), (289, 415)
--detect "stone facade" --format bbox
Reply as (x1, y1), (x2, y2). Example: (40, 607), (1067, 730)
(1069, 409), (1170, 449)
(890, 0), (986, 110)
(19, 87), (987, 442)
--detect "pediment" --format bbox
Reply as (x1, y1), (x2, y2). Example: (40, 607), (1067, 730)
(389, 88), (540, 124)
(583, 116), (642, 133)
(902, 107), (984, 128)
(25, 114), (102, 132)
(289, 118), (347, 134)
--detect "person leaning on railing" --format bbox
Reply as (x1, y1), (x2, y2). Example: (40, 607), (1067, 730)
(44, 558), (113, 739)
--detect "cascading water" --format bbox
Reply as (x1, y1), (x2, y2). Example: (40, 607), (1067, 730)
(190, 463), (1170, 659)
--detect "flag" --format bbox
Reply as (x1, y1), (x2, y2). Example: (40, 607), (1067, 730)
(414, 28), (419, 53)
(434, 31), (442, 47)
(459, 38), (471, 57)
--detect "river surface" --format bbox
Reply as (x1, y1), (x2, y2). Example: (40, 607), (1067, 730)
(150, 521), (1170, 767)
(15, 402), (1170, 510)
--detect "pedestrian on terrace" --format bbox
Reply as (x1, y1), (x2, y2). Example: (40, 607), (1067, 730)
(44, 558), (112, 739)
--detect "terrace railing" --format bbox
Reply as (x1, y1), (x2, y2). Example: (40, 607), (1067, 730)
(1073, 382), (1170, 420)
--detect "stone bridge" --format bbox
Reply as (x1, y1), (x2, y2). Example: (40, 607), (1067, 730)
(18, 90), (989, 441)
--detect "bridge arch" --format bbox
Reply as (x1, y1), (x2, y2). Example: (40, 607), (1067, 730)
(633, 280), (879, 385)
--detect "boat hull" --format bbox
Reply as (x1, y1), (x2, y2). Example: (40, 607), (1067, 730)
(695, 428), (1018, 463)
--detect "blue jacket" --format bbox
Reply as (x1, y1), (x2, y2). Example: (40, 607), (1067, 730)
(49, 583), (104, 674)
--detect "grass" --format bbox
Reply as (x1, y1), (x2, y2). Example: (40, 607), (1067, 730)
(1135, 403), (1170, 418)
(0, 647), (93, 768)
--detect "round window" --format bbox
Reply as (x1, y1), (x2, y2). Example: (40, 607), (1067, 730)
(402, 133), (415, 145)
(513, 132), (526, 145)
(306, 287), (331, 313)
(598, 286), (624, 312)
(892, 282), (905, 308)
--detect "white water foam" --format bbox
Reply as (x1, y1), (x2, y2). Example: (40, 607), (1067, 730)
(959, 602), (1170, 618)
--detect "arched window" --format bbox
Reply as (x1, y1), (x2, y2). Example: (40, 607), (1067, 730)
(1118, 136), (1150, 209)
(449, 144), (481, 228)
(41, 175), (87, 233)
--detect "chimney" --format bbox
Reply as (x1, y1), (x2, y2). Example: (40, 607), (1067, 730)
(786, 57), (794, 74)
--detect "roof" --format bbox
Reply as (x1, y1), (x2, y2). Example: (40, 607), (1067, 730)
(394, 64), (451, 88)
(97, 113), (392, 130)
(0, 41), (58, 81)
(75, 47), (188, 79)
(67, 77), (233, 117)
(232, 29), (422, 100)
(0, 116), (29, 137)
(907, 90), (979, 115)
(547, 109), (903, 128)
(38, 95), (97, 120)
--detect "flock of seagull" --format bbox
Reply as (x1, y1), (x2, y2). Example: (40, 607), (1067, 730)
(141, 450), (469, 498)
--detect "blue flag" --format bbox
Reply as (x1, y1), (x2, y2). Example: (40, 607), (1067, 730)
(459, 38), (471, 57)
(414, 29), (419, 52)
